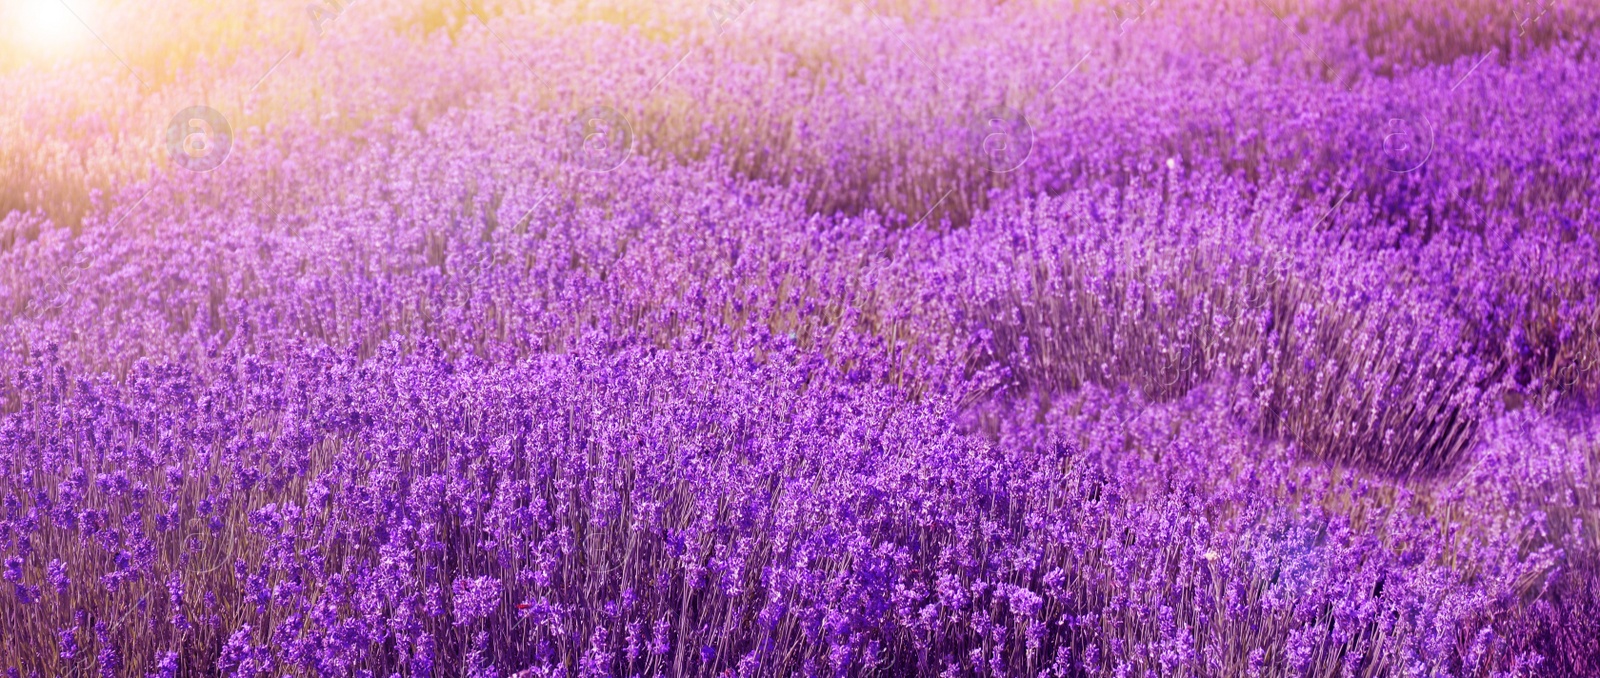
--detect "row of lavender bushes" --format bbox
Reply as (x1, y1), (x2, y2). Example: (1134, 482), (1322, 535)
(2, 340), (1593, 675)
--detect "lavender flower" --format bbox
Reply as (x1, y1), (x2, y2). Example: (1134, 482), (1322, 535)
(46, 559), (70, 593)
(452, 576), (503, 626)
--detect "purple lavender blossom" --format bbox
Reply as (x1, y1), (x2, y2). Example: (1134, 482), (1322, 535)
(46, 558), (70, 593)
(57, 627), (77, 661)
(453, 576), (504, 626)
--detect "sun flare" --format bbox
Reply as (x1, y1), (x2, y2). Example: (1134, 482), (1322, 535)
(4, 0), (93, 60)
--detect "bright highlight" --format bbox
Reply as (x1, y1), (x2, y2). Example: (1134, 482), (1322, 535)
(4, 0), (92, 60)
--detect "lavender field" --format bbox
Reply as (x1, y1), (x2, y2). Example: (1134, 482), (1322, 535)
(1, 0), (1599, 675)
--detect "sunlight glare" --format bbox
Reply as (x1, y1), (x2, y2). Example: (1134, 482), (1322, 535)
(4, 0), (95, 60)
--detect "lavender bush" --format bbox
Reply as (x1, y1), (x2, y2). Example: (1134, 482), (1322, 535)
(1, 0), (1597, 675)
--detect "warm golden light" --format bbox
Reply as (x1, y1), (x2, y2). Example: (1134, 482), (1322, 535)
(4, 0), (94, 60)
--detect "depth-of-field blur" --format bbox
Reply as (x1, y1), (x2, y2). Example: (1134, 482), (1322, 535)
(2, 0), (1598, 675)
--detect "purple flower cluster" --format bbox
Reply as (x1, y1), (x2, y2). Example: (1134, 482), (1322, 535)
(1, 0), (1598, 675)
